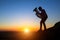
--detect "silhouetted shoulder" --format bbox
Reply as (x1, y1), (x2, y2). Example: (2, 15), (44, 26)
(42, 9), (46, 13)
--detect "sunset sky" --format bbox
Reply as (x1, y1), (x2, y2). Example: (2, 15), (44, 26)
(0, 0), (60, 31)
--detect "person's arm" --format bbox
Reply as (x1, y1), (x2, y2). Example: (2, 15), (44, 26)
(36, 13), (41, 18)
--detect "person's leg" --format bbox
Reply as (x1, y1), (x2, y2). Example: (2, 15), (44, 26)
(40, 20), (42, 31)
(43, 22), (46, 30)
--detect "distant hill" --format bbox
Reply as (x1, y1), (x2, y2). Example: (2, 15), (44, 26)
(0, 21), (60, 40)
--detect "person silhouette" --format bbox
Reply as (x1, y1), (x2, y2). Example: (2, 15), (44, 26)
(33, 6), (48, 31)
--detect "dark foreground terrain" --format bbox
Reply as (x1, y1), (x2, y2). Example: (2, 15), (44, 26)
(0, 22), (60, 40)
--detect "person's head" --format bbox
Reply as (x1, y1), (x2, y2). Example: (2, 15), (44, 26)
(33, 8), (37, 12)
(38, 6), (42, 11)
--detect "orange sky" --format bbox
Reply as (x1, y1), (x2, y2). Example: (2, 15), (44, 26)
(0, 23), (53, 32)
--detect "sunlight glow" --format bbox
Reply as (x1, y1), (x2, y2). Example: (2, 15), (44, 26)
(24, 28), (30, 33)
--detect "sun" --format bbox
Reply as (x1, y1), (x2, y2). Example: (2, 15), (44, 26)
(24, 28), (30, 33)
